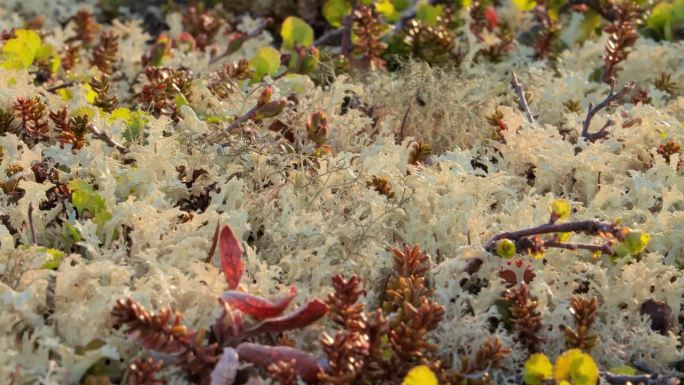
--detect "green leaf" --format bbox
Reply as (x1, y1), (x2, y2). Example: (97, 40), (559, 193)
(250, 46), (281, 81)
(495, 239), (516, 259)
(323, 0), (352, 28)
(68, 179), (112, 227)
(647, 2), (673, 38)
(392, 0), (411, 12)
(280, 16), (314, 49)
(416, 2), (444, 26)
(1, 29), (42, 69)
(109, 107), (149, 144)
(175, 93), (190, 109)
(42, 248), (65, 270)
(65, 223), (82, 242)
(523, 353), (553, 385)
(554, 349), (599, 385)
(512, 0), (537, 12)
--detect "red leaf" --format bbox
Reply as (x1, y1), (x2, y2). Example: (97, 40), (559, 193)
(220, 225), (244, 289)
(484, 6), (498, 31)
(236, 343), (322, 384)
(243, 299), (328, 337)
(220, 286), (298, 320)
(210, 348), (239, 385)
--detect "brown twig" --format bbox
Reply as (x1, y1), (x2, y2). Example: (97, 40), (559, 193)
(543, 239), (613, 254)
(485, 220), (619, 250)
(511, 71), (535, 125)
(581, 80), (635, 141)
(28, 202), (37, 245)
(90, 124), (129, 154)
(225, 106), (258, 134)
(204, 221), (220, 263)
(600, 370), (680, 385)
(396, 102), (412, 144)
(44, 81), (76, 94)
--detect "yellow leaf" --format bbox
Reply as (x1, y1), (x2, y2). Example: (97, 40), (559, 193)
(1, 29), (42, 69)
(550, 199), (571, 220)
(523, 353), (553, 385)
(512, 0), (537, 11)
(403, 365), (438, 385)
(554, 349), (599, 385)
(376, 0), (400, 22)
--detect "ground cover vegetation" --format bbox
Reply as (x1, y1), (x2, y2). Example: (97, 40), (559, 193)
(1, 0), (684, 384)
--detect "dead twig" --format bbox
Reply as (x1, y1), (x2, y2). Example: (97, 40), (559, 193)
(204, 221), (221, 263)
(581, 80), (635, 141)
(484, 219), (625, 257)
(511, 71), (535, 125)
(396, 101), (413, 144)
(601, 370), (680, 385)
(44, 81), (76, 94)
(28, 202), (37, 245)
(90, 125), (130, 154)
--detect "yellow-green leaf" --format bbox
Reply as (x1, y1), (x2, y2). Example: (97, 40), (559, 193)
(376, 0), (400, 22)
(323, 0), (352, 28)
(523, 353), (553, 385)
(647, 2), (673, 38)
(108, 107), (132, 124)
(609, 365), (637, 376)
(281, 16), (314, 49)
(512, 0), (537, 12)
(42, 248), (65, 270)
(554, 349), (599, 385)
(403, 365), (438, 385)
(416, 2), (444, 26)
(615, 230), (650, 258)
(496, 239), (516, 259)
(34, 43), (53, 61)
(1, 29), (42, 69)
(250, 46), (281, 81)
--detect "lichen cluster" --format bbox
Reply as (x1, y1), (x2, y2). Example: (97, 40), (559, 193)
(1, 0), (684, 384)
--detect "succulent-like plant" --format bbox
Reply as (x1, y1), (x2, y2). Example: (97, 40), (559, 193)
(112, 225), (329, 383)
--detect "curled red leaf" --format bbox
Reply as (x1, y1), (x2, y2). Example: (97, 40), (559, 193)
(243, 299), (328, 337)
(236, 343), (322, 384)
(220, 286), (298, 320)
(219, 225), (244, 289)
